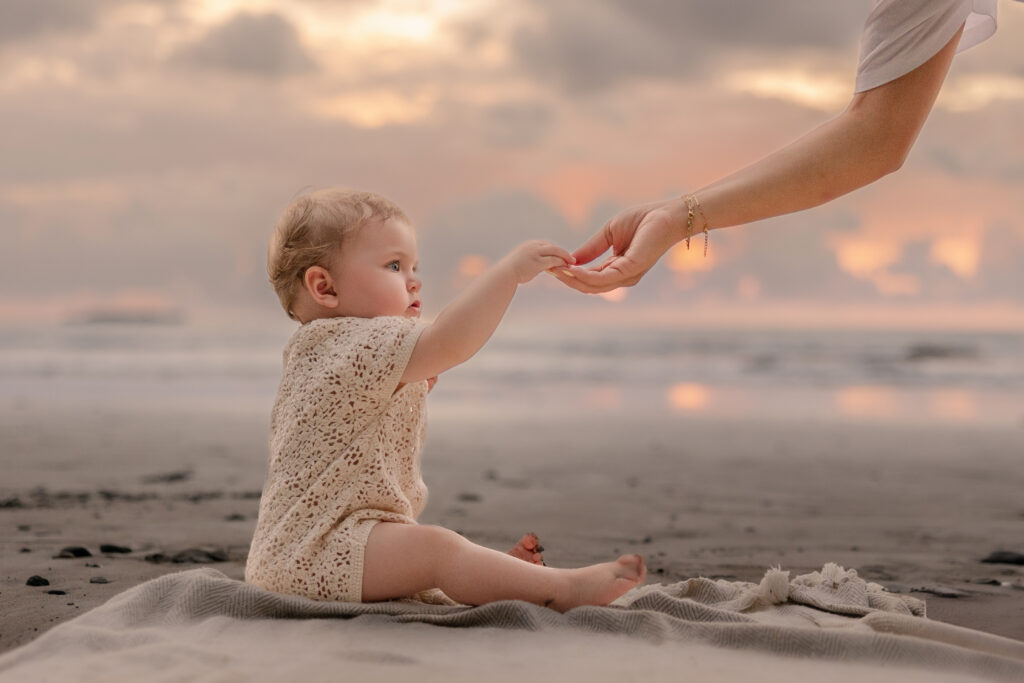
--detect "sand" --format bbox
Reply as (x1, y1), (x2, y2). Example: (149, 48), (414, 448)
(1, 403), (1023, 656)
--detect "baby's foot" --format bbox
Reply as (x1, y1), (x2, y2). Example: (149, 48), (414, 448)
(508, 533), (544, 565)
(551, 555), (646, 612)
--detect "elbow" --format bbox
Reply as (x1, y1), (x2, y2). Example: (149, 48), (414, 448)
(845, 97), (916, 182)
(879, 141), (911, 177)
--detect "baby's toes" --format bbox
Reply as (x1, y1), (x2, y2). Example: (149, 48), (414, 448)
(508, 533), (545, 564)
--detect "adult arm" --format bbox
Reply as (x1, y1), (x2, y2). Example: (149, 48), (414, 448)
(558, 25), (963, 293)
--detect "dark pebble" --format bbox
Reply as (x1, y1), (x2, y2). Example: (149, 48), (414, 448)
(54, 546), (92, 559)
(980, 550), (1024, 565)
(26, 575), (50, 587)
(224, 514), (246, 522)
(172, 548), (228, 563)
(147, 548), (229, 564)
(17, 524), (31, 531)
(456, 492), (481, 503)
(20, 548), (31, 553)
(642, 536), (653, 544)
(89, 577), (110, 584)
(969, 578), (1002, 586)
(47, 590), (67, 595)
(84, 563), (100, 568)
(141, 470), (192, 484)
(100, 544), (132, 554)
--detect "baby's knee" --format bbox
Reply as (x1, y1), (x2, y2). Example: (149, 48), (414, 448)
(418, 525), (468, 554)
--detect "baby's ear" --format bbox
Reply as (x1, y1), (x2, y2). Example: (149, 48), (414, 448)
(303, 266), (339, 308)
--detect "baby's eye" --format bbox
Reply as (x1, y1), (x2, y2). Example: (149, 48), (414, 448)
(387, 261), (400, 272)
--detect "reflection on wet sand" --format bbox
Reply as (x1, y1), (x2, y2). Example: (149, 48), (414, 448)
(835, 385), (899, 418)
(928, 389), (977, 421)
(667, 382), (710, 413)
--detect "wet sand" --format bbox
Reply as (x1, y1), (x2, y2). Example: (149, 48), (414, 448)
(1, 405), (1022, 654)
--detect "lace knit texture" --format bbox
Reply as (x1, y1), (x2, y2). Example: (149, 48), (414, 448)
(246, 315), (429, 602)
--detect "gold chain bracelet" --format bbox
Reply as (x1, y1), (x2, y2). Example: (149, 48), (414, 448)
(683, 194), (710, 257)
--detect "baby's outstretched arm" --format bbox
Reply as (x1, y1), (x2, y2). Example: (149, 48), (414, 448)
(401, 240), (573, 384)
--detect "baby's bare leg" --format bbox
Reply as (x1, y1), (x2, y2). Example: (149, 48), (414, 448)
(362, 523), (645, 611)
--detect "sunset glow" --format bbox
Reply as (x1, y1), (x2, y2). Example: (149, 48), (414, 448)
(930, 238), (980, 279)
(598, 289), (628, 303)
(937, 73), (1024, 112)
(667, 383), (710, 412)
(458, 254), (490, 278)
(835, 385), (898, 418)
(928, 390), (978, 421)
(834, 240), (901, 277)
(667, 242), (716, 273)
(309, 90), (437, 128)
(725, 68), (849, 111)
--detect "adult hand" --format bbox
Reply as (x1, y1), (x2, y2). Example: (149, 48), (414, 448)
(552, 198), (688, 293)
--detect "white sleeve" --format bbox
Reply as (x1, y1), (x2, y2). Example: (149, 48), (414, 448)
(855, 0), (998, 93)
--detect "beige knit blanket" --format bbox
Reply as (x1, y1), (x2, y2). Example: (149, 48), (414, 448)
(1, 563), (1021, 682)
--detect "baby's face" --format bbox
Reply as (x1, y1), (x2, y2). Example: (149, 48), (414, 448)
(328, 217), (422, 319)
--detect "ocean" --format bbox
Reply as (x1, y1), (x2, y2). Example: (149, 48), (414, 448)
(1, 319), (1021, 426)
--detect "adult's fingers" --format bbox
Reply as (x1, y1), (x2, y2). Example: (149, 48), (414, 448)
(570, 226), (613, 266)
(552, 260), (641, 293)
(548, 268), (605, 293)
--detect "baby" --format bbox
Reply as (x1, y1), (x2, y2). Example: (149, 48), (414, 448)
(246, 188), (645, 610)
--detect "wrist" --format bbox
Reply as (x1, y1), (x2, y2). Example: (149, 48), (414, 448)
(495, 251), (526, 286)
(679, 193), (711, 256)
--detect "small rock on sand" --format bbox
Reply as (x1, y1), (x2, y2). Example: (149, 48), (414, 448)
(100, 544), (132, 554)
(145, 548), (229, 564)
(89, 577), (110, 584)
(981, 550), (1024, 565)
(141, 470), (193, 484)
(46, 590), (67, 595)
(54, 546), (92, 559)
(26, 576), (50, 587)
(969, 578), (1002, 585)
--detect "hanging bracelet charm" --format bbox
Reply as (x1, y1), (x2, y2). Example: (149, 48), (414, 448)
(683, 194), (709, 256)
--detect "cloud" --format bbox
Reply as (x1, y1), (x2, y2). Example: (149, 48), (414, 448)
(480, 102), (555, 147)
(508, 0), (864, 93)
(974, 223), (1024, 298)
(173, 11), (317, 78)
(0, 0), (113, 44)
(698, 214), (877, 302)
(0, 0), (182, 46)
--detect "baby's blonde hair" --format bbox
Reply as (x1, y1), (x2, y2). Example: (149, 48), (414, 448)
(268, 188), (408, 320)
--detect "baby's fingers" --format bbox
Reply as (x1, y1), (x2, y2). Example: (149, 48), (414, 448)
(538, 243), (575, 266)
(539, 254), (574, 273)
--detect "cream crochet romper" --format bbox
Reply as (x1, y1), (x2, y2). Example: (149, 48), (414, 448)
(246, 315), (430, 602)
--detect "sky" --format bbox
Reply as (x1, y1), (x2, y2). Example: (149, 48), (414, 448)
(2, 0), (1023, 328)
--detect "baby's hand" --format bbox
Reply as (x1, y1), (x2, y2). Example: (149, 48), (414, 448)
(503, 240), (575, 284)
